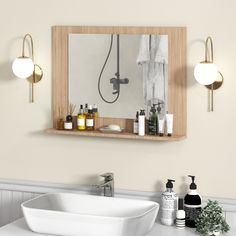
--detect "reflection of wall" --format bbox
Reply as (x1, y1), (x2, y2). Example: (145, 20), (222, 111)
(0, 0), (236, 199)
(69, 34), (144, 118)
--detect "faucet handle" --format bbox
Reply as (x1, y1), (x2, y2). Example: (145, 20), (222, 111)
(100, 172), (114, 180)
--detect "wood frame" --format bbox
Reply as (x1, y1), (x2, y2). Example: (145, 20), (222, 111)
(51, 26), (187, 140)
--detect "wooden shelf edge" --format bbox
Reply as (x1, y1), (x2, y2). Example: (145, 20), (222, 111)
(45, 128), (186, 142)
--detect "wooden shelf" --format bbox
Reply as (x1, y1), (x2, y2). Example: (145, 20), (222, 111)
(45, 128), (186, 141)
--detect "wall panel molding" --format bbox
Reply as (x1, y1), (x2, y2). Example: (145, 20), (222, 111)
(0, 178), (236, 227)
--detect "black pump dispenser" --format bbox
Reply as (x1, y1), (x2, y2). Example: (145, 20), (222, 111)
(184, 175), (201, 228)
(157, 102), (162, 114)
(188, 175), (197, 190)
(150, 104), (157, 113)
(166, 179), (175, 189)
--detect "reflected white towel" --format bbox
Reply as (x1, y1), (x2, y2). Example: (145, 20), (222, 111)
(137, 35), (168, 110)
(154, 35), (168, 111)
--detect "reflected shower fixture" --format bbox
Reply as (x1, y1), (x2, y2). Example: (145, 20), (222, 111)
(12, 34), (43, 103)
(98, 34), (129, 104)
(194, 36), (223, 112)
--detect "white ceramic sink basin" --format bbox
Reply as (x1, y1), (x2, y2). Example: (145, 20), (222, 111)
(22, 193), (159, 236)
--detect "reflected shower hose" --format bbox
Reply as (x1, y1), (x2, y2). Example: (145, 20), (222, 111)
(98, 34), (120, 104)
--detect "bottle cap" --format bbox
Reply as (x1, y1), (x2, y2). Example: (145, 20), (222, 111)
(166, 179), (175, 188)
(93, 104), (98, 112)
(80, 104), (83, 109)
(157, 102), (162, 114)
(66, 115), (72, 122)
(188, 175), (197, 190)
(140, 109), (145, 115)
(150, 105), (156, 113)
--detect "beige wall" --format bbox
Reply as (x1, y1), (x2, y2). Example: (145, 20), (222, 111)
(0, 0), (235, 198)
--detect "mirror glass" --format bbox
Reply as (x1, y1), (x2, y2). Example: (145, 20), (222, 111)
(69, 34), (168, 118)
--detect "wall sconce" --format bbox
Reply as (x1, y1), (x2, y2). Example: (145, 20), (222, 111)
(194, 36), (223, 111)
(12, 34), (43, 103)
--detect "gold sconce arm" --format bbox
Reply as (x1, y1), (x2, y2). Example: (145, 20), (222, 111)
(12, 33), (43, 103)
(204, 37), (223, 112)
(194, 36), (224, 112)
(22, 34), (34, 60)
(205, 36), (214, 63)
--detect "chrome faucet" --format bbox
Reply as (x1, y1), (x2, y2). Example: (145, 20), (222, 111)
(97, 173), (114, 197)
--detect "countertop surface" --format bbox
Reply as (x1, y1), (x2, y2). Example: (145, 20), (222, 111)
(0, 218), (235, 236)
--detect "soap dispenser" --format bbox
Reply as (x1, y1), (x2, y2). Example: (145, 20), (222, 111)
(148, 104), (158, 135)
(160, 179), (178, 226)
(138, 109), (145, 136)
(184, 175), (202, 228)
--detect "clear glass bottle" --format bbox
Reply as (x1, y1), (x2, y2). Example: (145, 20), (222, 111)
(86, 105), (95, 131)
(161, 179), (178, 226)
(77, 105), (86, 130)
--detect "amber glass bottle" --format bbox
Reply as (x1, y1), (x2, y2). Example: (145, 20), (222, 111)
(92, 104), (99, 118)
(86, 105), (95, 131)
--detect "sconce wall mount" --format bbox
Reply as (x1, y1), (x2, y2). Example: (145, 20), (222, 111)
(12, 34), (43, 103)
(194, 36), (223, 111)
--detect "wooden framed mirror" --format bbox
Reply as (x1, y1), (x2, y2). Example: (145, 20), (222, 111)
(49, 26), (186, 141)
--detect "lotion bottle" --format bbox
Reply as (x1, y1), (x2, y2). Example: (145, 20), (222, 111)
(157, 103), (165, 136)
(184, 175), (202, 228)
(166, 112), (173, 136)
(133, 111), (139, 134)
(160, 179), (178, 226)
(138, 110), (145, 136)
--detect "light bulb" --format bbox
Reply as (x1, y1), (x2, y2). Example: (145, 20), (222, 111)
(194, 62), (218, 85)
(12, 57), (34, 79)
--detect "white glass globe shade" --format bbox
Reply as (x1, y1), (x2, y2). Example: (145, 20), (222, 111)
(194, 63), (218, 85)
(12, 57), (34, 79)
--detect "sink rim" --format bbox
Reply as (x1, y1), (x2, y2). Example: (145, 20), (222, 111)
(21, 192), (159, 220)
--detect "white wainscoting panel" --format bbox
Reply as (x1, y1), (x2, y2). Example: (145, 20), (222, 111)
(0, 190), (40, 227)
(0, 178), (236, 229)
(226, 212), (236, 230)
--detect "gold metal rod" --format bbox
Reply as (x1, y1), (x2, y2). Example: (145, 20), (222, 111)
(22, 34), (34, 60)
(31, 66), (36, 103)
(208, 90), (210, 112)
(31, 83), (34, 103)
(205, 36), (214, 62)
(211, 84), (214, 112)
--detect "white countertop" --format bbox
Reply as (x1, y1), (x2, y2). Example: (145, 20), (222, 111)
(0, 218), (235, 236)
